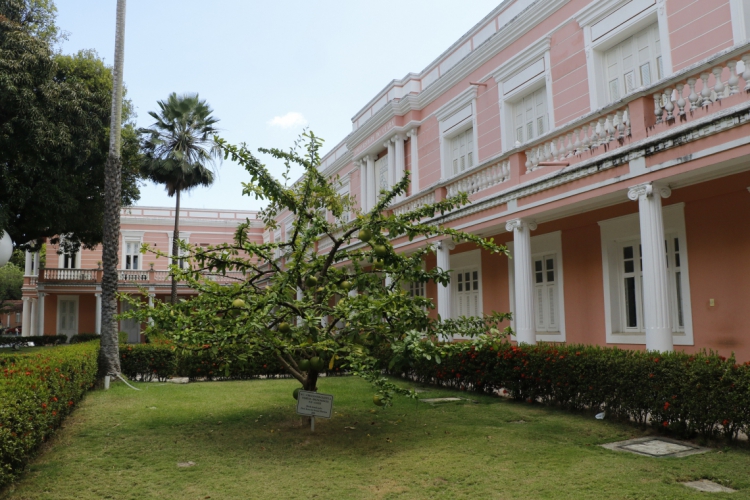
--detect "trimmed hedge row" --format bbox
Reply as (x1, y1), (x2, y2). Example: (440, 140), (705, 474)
(388, 340), (750, 441)
(0, 335), (68, 347)
(0, 342), (98, 488)
(119, 342), (348, 382)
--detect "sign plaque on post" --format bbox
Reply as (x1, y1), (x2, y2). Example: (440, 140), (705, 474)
(296, 391), (333, 432)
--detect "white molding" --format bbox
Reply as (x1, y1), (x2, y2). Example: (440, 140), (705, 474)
(492, 36), (551, 84)
(730, 0), (749, 44)
(576, 0), (655, 28)
(598, 203), (693, 345)
(435, 87), (477, 122)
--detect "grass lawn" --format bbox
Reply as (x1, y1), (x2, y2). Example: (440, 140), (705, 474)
(1, 376), (748, 500)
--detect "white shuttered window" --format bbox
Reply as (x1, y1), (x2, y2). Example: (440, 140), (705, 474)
(534, 254), (558, 332)
(513, 88), (548, 145)
(450, 128), (474, 176)
(605, 23), (662, 103)
(453, 268), (481, 318)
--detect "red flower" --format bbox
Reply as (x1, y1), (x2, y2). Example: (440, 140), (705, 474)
(662, 421), (668, 427)
(722, 419), (730, 426)
(663, 402), (670, 410)
(42, 403), (47, 409)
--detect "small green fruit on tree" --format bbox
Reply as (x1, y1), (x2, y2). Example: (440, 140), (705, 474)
(373, 394), (385, 406)
(293, 388), (301, 400)
(122, 132), (510, 403)
(232, 298), (245, 308)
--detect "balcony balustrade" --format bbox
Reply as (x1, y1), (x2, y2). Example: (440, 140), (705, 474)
(35, 267), (246, 286)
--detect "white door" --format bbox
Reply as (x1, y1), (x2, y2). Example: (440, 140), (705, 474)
(534, 254), (559, 332)
(453, 268), (481, 318)
(58, 298), (78, 338)
(120, 300), (141, 344)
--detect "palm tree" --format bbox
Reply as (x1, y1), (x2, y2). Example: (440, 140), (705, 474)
(99, 0), (127, 379)
(140, 93), (220, 303)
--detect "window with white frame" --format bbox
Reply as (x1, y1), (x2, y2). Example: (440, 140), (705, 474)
(534, 254), (558, 332)
(618, 237), (684, 333)
(61, 251), (77, 269)
(284, 218), (294, 243)
(508, 231), (566, 342)
(407, 280), (425, 298)
(449, 128), (474, 176)
(579, 0), (672, 108)
(513, 87), (548, 145)
(375, 155), (389, 192)
(57, 295), (78, 337)
(599, 204), (693, 345)
(124, 241), (141, 270)
(451, 250), (482, 319)
(336, 180), (351, 223)
(604, 23), (663, 102)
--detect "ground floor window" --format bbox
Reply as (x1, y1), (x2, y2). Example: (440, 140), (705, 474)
(534, 254), (558, 332)
(57, 296), (78, 338)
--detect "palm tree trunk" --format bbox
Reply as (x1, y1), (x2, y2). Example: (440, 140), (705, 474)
(170, 188), (180, 304)
(99, 0), (126, 378)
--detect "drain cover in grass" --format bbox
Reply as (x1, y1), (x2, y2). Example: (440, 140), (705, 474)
(682, 480), (736, 493)
(600, 437), (710, 458)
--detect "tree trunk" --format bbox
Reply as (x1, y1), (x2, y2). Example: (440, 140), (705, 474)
(303, 371), (318, 392)
(170, 188), (180, 304)
(98, 0), (126, 378)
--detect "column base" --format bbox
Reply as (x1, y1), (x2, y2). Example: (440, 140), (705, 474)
(645, 327), (674, 352)
(515, 328), (537, 345)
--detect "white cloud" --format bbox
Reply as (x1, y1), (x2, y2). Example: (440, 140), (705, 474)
(268, 112), (307, 129)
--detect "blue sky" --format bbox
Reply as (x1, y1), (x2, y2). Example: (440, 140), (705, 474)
(55, 0), (501, 211)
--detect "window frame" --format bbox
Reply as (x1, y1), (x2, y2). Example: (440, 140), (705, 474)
(581, 0), (673, 109)
(507, 231), (566, 342)
(436, 87), (479, 181)
(56, 295), (79, 337)
(450, 249), (482, 340)
(598, 203), (694, 345)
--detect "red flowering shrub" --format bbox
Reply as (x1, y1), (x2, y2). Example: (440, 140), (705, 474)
(0, 342), (98, 488)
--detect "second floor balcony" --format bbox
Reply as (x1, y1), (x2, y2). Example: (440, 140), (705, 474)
(27, 267), (247, 287)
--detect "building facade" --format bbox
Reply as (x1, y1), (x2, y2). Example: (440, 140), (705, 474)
(19, 207), (261, 343)
(19, 0), (750, 362)
(305, 0), (750, 362)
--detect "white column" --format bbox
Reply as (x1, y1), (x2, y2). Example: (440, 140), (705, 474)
(436, 240), (455, 322)
(37, 292), (45, 336)
(24, 250), (32, 276)
(29, 298), (37, 337)
(21, 297), (31, 336)
(148, 293), (155, 326)
(408, 128), (420, 194)
(358, 160), (368, 212)
(506, 219), (538, 345)
(385, 141), (395, 191)
(32, 251), (40, 276)
(95, 293), (102, 335)
(628, 182), (674, 352)
(366, 155), (376, 209)
(393, 134), (406, 197)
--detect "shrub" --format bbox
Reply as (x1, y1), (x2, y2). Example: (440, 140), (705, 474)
(389, 339), (750, 441)
(119, 343), (176, 382)
(69, 333), (99, 344)
(0, 335), (67, 347)
(0, 342), (98, 488)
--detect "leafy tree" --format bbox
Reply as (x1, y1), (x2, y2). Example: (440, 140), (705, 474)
(0, 263), (23, 314)
(0, 0), (63, 45)
(124, 133), (510, 405)
(139, 93), (220, 304)
(0, 9), (143, 252)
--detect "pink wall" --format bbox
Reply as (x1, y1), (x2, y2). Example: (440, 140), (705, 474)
(549, 20), (590, 127)
(667, 0), (734, 70)
(476, 80), (502, 161)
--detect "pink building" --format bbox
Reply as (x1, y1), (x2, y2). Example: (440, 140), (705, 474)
(19, 207), (262, 343)
(21, 0), (750, 362)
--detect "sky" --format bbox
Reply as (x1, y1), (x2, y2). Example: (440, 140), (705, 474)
(54, 0), (501, 212)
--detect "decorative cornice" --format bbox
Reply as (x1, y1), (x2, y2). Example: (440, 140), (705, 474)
(505, 219), (538, 232)
(627, 182), (671, 201)
(437, 239), (456, 251)
(575, 0), (646, 27)
(492, 36), (551, 84)
(435, 86), (477, 122)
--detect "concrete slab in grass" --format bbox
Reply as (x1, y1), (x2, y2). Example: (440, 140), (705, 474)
(682, 480), (736, 493)
(601, 437), (711, 458)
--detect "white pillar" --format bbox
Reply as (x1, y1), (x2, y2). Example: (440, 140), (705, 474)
(37, 292), (45, 336)
(408, 128), (420, 194)
(24, 250), (32, 276)
(393, 134), (406, 197)
(365, 155), (376, 209)
(21, 297), (31, 336)
(436, 240), (455, 322)
(95, 293), (102, 335)
(628, 182), (674, 352)
(32, 251), (40, 276)
(385, 141), (395, 191)
(29, 298), (37, 337)
(506, 219), (538, 345)
(358, 160), (368, 212)
(148, 293), (155, 326)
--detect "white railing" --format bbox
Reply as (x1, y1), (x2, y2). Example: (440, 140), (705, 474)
(446, 159), (510, 197)
(42, 268), (95, 281)
(118, 271), (149, 282)
(525, 105), (631, 173)
(392, 192), (436, 216)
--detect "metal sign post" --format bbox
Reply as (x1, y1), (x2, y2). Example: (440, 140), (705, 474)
(296, 391), (333, 432)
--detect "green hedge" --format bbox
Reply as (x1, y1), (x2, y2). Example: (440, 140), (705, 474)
(0, 335), (68, 347)
(69, 333), (99, 344)
(119, 343), (348, 382)
(388, 340), (750, 441)
(0, 342), (98, 488)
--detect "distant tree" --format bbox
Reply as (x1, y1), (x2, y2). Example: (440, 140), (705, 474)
(0, 263), (23, 314)
(0, 8), (143, 252)
(140, 93), (220, 304)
